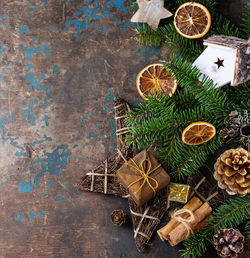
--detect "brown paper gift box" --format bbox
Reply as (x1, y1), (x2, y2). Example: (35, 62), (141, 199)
(117, 150), (170, 206)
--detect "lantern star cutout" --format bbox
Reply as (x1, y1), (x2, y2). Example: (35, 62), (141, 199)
(214, 58), (224, 69)
(131, 0), (172, 30)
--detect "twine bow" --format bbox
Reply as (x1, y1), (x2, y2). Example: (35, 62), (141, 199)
(127, 158), (161, 195)
(171, 209), (195, 238)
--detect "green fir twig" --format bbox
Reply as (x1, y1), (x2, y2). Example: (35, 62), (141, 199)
(180, 195), (250, 258)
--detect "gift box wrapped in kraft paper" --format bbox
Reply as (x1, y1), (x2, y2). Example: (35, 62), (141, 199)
(117, 150), (170, 206)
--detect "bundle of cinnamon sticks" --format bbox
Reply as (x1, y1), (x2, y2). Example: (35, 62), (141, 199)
(157, 196), (212, 246)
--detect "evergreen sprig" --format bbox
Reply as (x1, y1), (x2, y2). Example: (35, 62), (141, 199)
(164, 55), (231, 115)
(209, 15), (240, 37)
(126, 54), (249, 178)
(161, 24), (204, 61)
(180, 195), (250, 258)
(241, 0), (250, 38)
(245, 220), (250, 242)
(223, 82), (250, 111)
(131, 0), (242, 62)
(135, 24), (163, 46)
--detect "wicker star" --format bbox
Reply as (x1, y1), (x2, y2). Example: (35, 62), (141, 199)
(131, 0), (172, 30)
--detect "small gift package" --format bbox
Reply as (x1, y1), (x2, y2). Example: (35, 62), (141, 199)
(168, 183), (190, 203)
(117, 150), (170, 206)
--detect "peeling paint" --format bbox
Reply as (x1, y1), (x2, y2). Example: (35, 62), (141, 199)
(29, 210), (45, 221)
(15, 212), (25, 222)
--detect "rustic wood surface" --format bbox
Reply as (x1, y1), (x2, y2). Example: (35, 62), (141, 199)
(0, 0), (246, 257)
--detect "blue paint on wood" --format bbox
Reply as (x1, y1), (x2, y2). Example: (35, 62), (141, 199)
(39, 96), (52, 109)
(51, 64), (59, 74)
(80, 114), (88, 124)
(86, 131), (100, 139)
(40, 115), (51, 126)
(18, 145), (71, 193)
(15, 150), (27, 157)
(15, 212), (25, 222)
(25, 7), (36, 12)
(23, 72), (52, 99)
(18, 180), (34, 193)
(64, 0), (133, 36)
(0, 43), (6, 54)
(19, 45), (51, 61)
(0, 115), (9, 143)
(0, 180), (7, 186)
(18, 25), (29, 34)
(21, 99), (38, 125)
(102, 142), (108, 148)
(40, 73), (46, 80)
(29, 210), (45, 221)
(109, 119), (116, 140)
(104, 88), (115, 103)
(61, 178), (66, 186)
(82, 142), (88, 149)
(133, 46), (162, 62)
(32, 134), (52, 147)
(54, 196), (69, 202)
(129, 73), (137, 87)
(46, 181), (54, 188)
(41, 0), (48, 10)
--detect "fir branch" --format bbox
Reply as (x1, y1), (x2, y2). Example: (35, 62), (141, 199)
(130, 0), (138, 10)
(209, 15), (240, 37)
(240, 0), (250, 38)
(164, 55), (231, 114)
(181, 195), (250, 258)
(224, 82), (250, 111)
(135, 24), (164, 46)
(161, 24), (204, 62)
(245, 220), (250, 241)
(159, 134), (224, 179)
(173, 0), (217, 15)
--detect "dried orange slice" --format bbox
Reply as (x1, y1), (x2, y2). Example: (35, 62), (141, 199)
(174, 2), (211, 39)
(136, 63), (177, 100)
(182, 122), (216, 145)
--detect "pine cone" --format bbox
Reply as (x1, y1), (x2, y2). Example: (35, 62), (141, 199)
(214, 148), (250, 196)
(220, 110), (250, 151)
(110, 209), (126, 226)
(214, 228), (245, 258)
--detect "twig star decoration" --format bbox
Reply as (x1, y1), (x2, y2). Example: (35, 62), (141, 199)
(214, 58), (224, 69)
(131, 0), (172, 30)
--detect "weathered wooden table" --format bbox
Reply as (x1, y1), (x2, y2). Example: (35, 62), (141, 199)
(0, 0), (246, 257)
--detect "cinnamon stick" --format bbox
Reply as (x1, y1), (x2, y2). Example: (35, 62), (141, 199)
(193, 215), (211, 232)
(168, 202), (212, 246)
(157, 197), (203, 241)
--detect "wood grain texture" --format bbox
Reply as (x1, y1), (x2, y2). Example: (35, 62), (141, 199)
(0, 0), (246, 257)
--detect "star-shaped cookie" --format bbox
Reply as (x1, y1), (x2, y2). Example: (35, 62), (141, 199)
(131, 0), (172, 30)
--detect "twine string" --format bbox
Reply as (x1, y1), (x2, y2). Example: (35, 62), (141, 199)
(127, 158), (160, 195)
(171, 208), (195, 238)
(131, 207), (160, 239)
(189, 176), (218, 203)
(104, 160), (108, 194)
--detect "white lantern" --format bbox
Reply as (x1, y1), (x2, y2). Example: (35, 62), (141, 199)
(193, 35), (249, 88)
